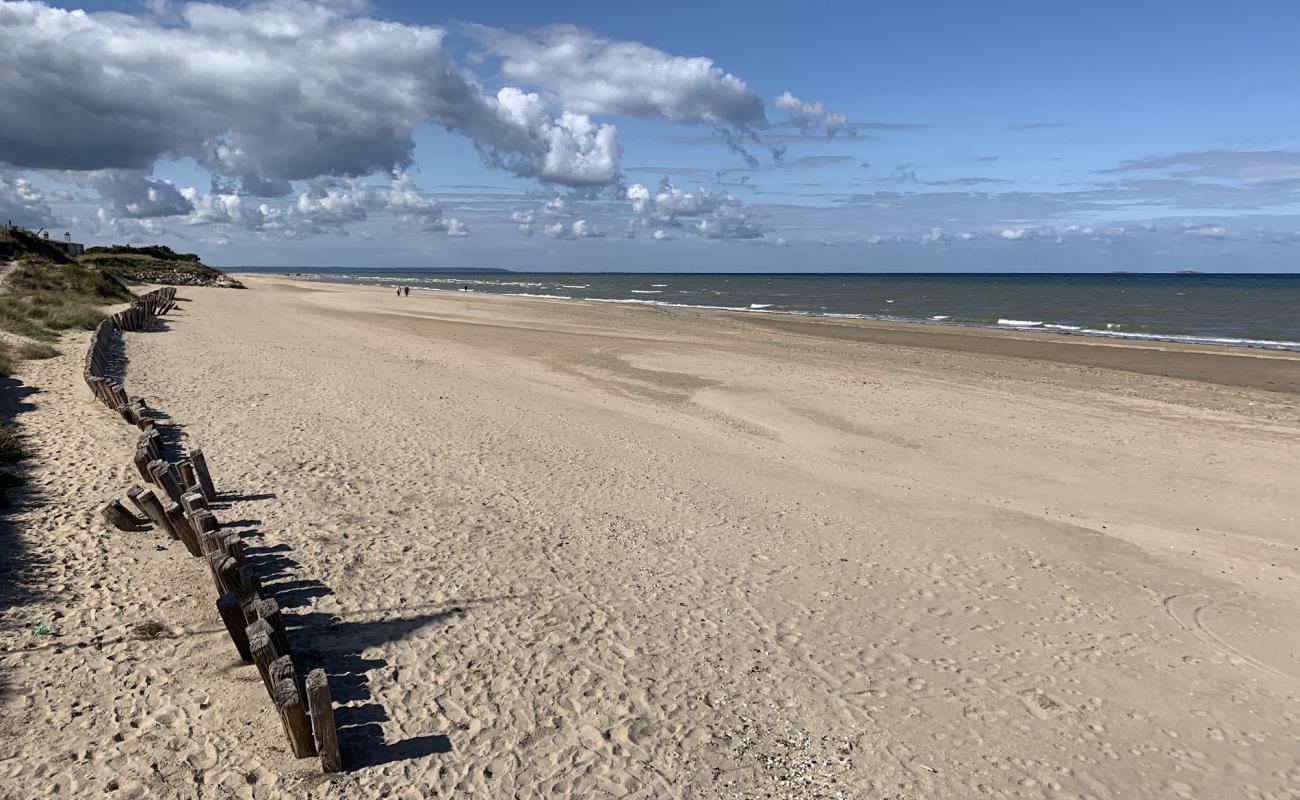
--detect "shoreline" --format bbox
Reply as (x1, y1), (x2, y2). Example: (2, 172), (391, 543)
(235, 271), (1300, 355)
(236, 273), (1300, 394)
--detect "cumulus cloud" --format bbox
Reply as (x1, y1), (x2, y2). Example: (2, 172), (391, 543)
(626, 179), (763, 240)
(1000, 227), (1032, 240)
(0, 0), (618, 188)
(0, 171), (58, 228)
(542, 219), (602, 239)
(83, 171), (194, 218)
(469, 24), (777, 168)
(470, 24), (765, 130)
(773, 92), (850, 138)
(173, 172), (464, 238)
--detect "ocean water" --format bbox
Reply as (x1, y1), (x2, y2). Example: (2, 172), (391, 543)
(250, 270), (1300, 351)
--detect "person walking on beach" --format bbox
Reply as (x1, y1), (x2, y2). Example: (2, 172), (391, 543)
(396, 287), (401, 297)
(404, 286), (410, 297)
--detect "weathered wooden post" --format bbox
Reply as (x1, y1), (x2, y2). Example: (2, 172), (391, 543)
(178, 462), (198, 494)
(247, 620), (279, 698)
(149, 461), (184, 505)
(306, 669), (342, 772)
(132, 448), (154, 483)
(164, 501), (203, 556)
(128, 485), (179, 540)
(274, 672), (317, 758)
(216, 593), (253, 662)
(189, 448), (218, 502)
(100, 500), (149, 532)
(253, 598), (291, 656)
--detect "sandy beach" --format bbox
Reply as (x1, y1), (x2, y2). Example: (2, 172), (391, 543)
(2, 275), (1298, 799)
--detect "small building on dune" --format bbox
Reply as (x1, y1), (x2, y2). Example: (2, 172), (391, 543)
(38, 230), (85, 257)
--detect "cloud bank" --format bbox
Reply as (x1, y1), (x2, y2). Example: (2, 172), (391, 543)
(0, 0), (618, 189)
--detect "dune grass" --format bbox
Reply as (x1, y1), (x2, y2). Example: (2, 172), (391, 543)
(0, 260), (133, 343)
(17, 341), (59, 359)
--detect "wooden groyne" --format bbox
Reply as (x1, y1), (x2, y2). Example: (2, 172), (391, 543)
(85, 287), (342, 773)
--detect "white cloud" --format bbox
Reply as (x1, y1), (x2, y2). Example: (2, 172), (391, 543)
(469, 24), (765, 130)
(626, 179), (764, 240)
(0, 170), (57, 228)
(541, 219), (602, 239)
(652, 229), (672, 241)
(999, 227), (1032, 240)
(774, 92), (850, 138)
(172, 172), (461, 238)
(0, 1), (618, 188)
(1181, 223), (1230, 240)
(571, 219), (600, 238)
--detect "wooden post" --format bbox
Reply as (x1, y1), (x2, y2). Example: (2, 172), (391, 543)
(247, 622), (279, 700)
(192, 509), (219, 539)
(189, 448), (218, 502)
(216, 593), (252, 662)
(164, 501), (203, 556)
(275, 677), (317, 758)
(128, 485), (179, 539)
(241, 593), (262, 625)
(178, 462), (198, 494)
(181, 490), (208, 517)
(132, 448), (154, 483)
(239, 565), (262, 598)
(100, 500), (149, 532)
(206, 551), (229, 596)
(254, 598), (291, 656)
(221, 532), (245, 566)
(214, 555), (243, 599)
(306, 669), (342, 772)
(201, 531), (224, 558)
(149, 461), (184, 504)
(144, 429), (163, 461)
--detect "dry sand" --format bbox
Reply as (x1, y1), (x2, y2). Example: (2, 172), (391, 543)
(1, 275), (1298, 799)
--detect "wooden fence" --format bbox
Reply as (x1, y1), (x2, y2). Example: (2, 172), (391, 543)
(86, 287), (342, 773)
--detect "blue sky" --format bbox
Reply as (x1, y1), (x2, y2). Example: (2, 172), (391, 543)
(1, 0), (1298, 271)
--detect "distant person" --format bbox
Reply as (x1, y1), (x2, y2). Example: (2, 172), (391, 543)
(396, 287), (401, 297)
(404, 286), (410, 297)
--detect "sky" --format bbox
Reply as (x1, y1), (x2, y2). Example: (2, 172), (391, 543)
(1, 0), (1298, 271)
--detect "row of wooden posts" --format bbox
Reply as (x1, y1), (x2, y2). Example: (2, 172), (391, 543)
(85, 288), (342, 773)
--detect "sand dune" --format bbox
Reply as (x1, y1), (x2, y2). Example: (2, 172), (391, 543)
(1, 276), (1297, 798)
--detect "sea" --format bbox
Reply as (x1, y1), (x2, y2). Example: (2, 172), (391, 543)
(243, 270), (1300, 351)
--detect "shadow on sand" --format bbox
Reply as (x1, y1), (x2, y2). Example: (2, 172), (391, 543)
(229, 508), (476, 769)
(0, 374), (48, 703)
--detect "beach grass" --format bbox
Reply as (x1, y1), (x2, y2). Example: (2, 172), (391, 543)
(0, 260), (133, 342)
(17, 341), (59, 360)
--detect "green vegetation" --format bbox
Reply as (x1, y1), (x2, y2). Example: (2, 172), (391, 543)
(0, 227), (73, 265)
(0, 260), (133, 342)
(17, 341), (59, 359)
(83, 243), (201, 262)
(0, 340), (13, 377)
(79, 245), (224, 284)
(0, 423), (25, 506)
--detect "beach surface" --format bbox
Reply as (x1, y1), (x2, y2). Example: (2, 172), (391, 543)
(2, 275), (1298, 798)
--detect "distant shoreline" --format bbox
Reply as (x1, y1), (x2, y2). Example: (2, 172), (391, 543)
(235, 274), (1300, 394)
(226, 267), (1300, 277)
(233, 270), (1300, 356)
